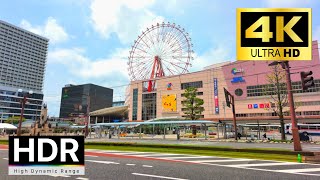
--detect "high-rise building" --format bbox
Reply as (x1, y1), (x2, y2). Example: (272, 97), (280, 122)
(0, 20), (48, 122)
(59, 84), (113, 118)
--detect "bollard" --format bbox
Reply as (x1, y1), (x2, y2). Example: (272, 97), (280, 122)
(297, 154), (302, 163)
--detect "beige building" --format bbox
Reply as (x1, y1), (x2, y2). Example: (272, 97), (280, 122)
(128, 41), (320, 124)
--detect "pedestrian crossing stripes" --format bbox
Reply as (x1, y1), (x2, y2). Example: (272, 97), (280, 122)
(85, 149), (320, 177)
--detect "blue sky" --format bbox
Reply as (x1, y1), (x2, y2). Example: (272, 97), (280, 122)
(0, 0), (319, 116)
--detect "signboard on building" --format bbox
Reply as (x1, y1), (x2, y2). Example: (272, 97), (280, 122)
(162, 94), (177, 112)
(213, 78), (219, 114)
(248, 103), (271, 109)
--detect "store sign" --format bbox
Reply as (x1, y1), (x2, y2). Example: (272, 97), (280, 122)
(167, 83), (173, 90)
(231, 68), (244, 75)
(248, 103), (270, 109)
(213, 78), (219, 114)
(231, 77), (245, 83)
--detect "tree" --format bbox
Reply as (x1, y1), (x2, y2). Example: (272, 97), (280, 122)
(6, 116), (26, 125)
(182, 87), (204, 135)
(264, 64), (300, 140)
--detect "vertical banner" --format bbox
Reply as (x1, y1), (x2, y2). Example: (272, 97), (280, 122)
(214, 78), (219, 114)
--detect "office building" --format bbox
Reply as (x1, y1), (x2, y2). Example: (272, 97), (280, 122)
(0, 20), (48, 122)
(59, 84), (113, 118)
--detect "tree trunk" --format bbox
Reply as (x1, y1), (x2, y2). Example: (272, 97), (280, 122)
(279, 114), (286, 141)
(192, 125), (197, 136)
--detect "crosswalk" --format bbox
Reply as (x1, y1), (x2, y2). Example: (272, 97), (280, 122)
(85, 149), (320, 177)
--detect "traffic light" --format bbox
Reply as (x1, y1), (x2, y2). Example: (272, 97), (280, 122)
(224, 88), (231, 108)
(300, 71), (315, 90)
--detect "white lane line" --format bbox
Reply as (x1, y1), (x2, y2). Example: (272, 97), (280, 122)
(189, 159), (254, 163)
(142, 165), (153, 168)
(132, 173), (188, 180)
(126, 164), (136, 166)
(3, 158), (8, 160)
(226, 162), (298, 167)
(85, 160), (119, 165)
(76, 177), (89, 180)
(161, 156), (219, 159)
(277, 168), (320, 173)
(85, 155), (98, 157)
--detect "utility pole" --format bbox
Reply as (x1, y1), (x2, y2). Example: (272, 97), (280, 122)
(282, 61), (302, 151)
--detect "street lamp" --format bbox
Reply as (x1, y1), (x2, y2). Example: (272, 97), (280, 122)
(268, 61), (302, 151)
(17, 89), (33, 136)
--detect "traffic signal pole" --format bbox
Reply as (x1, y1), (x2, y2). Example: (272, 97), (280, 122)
(231, 95), (237, 140)
(283, 61), (302, 151)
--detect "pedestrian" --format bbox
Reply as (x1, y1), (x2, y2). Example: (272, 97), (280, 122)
(263, 133), (267, 140)
(237, 132), (241, 139)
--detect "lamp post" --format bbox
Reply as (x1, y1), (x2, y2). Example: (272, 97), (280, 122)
(268, 61), (302, 151)
(17, 89), (33, 136)
(81, 94), (90, 138)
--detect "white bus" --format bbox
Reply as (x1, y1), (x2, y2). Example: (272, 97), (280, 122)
(285, 123), (320, 135)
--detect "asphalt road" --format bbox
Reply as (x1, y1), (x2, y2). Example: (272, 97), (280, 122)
(1, 148), (320, 180)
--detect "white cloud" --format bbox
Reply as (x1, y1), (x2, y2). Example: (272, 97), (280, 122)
(20, 17), (69, 44)
(191, 45), (232, 72)
(90, 0), (164, 44)
(264, 0), (314, 7)
(48, 47), (129, 79)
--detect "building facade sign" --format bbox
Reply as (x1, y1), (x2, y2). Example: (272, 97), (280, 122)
(231, 77), (245, 83)
(231, 68), (244, 75)
(213, 78), (219, 114)
(248, 103), (270, 109)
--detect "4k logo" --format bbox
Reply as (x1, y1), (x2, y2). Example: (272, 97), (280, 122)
(237, 8), (312, 61)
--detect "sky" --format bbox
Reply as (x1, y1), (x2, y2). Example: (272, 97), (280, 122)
(0, 0), (319, 117)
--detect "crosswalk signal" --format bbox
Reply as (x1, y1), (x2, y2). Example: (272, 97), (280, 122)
(300, 71), (314, 90)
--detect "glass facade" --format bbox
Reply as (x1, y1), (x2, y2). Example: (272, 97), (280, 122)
(181, 81), (203, 90)
(247, 79), (320, 97)
(132, 88), (138, 120)
(0, 89), (42, 121)
(142, 93), (157, 120)
(59, 84), (113, 118)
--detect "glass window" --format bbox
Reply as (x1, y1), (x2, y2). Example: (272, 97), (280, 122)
(132, 89), (138, 120)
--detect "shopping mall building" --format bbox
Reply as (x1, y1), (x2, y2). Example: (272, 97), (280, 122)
(128, 41), (320, 124)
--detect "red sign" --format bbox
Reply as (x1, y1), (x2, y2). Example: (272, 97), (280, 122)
(248, 104), (253, 109)
(259, 104), (265, 108)
(265, 103), (270, 108)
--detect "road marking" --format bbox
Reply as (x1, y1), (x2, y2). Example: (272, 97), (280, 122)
(3, 158), (8, 160)
(126, 164), (136, 166)
(277, 168), (320, 173)
(142, 165), (153, 168)
(76, 177), (89, 180)
(85, 155), (98, 157)
(132, 173), (188, 180)
(226, 162), (298, 167)
(85, 160), (119, 165)
(189, 159), (254, 163)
